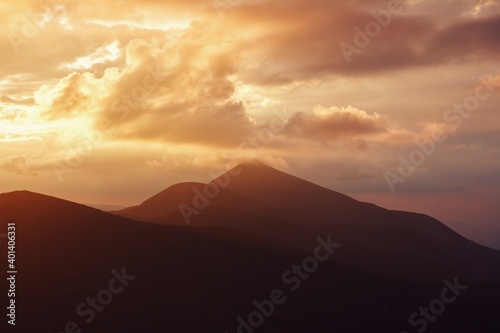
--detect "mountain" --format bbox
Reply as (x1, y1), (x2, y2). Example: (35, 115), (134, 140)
(444, 220), (500, 250)
(2, 190), (500, 333)
(0, 191), (339, 332)
(115, 161), (500, 282)
(85, 203), (126, 211)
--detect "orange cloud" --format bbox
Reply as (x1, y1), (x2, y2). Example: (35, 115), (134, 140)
(283, 106), (389, 142)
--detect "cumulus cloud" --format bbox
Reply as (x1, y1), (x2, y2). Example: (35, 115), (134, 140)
(283, 106), (389, 142)
(2, 0), (500, 88)
(218, 0), (500, 84)
(34, 35), (254, 146)
(0, 155), (37, 176)
(424, 14), (500, 63)
(1, 0), (500, 230)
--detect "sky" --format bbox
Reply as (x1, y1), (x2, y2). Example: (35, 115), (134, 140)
(1, 0), (499, 232)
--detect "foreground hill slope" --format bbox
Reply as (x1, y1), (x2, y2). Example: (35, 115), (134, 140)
(1, 190), (500, 332)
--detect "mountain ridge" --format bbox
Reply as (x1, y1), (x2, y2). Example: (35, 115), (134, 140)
(2, 179), (500, 332)
(113, 161), (500, 282)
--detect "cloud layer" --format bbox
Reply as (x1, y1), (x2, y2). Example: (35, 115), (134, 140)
(1, 0), (499, 231)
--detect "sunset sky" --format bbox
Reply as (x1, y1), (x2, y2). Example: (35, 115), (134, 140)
(1, 0), (499, 229)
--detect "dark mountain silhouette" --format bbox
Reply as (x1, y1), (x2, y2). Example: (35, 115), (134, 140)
(2, 190), (500, 333)
(86, 203), (126, 211)
(444, 220), (500, 250)
(115, 161), (500, 282)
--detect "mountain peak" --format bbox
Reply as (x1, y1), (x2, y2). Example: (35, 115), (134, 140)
(1, 190), (67, 203)
(211, 161), (365, 222)
(228, 159), (278, 175)
(238, 159), (269, 167)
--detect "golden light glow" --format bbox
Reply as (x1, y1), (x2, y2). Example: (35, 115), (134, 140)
(0, 0), (499, 229)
